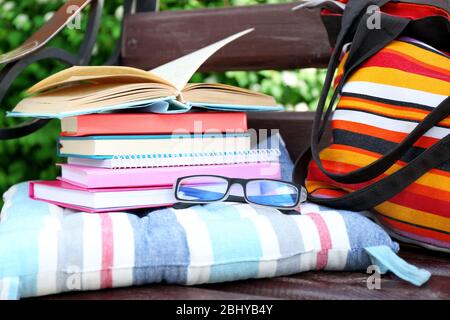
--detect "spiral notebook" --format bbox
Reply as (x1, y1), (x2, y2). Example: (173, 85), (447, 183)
(67, 149), (281, 169)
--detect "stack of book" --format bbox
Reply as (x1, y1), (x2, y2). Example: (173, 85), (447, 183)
(29, 112), (281, 212)
(12, 29), (283, 212)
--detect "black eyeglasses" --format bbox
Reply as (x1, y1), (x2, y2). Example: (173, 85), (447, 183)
(173, 175), (307, 210)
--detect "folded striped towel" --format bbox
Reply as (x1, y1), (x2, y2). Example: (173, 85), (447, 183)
(0, 182), (429, 299)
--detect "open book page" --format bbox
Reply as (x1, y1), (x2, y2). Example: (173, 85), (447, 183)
(26, 28), (254, 95)
(13, 83), (175, 115)
(150, 28), (254, 92)
(30, 83), (173, 102)
(8, 28), (281, 117)
(26, 66), (174, 94)
(182, 83), (277, 106)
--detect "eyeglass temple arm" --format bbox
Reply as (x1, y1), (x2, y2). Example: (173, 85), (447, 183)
(172, 195), (246, 209)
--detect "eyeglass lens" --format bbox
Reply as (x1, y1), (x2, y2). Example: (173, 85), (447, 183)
(177, 176), (229, 202)
(245, 180), (299, 208)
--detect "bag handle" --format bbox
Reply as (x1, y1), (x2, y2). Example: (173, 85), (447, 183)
(310, 15), (449, 184)
(295, 0), (449, 185)
(293, 0), (450, 210)
(294, 1), (411, 184)
(304, 125), (449, 211)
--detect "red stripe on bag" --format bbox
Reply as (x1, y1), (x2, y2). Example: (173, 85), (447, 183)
(307, 163), (450, 218)
(363, 50), (450, 82)
(381, 3), (450, 20)
(378, 215), (450, 245)
(322, 2), (450, 20)
(332, 120), (443, 149)
(308, 158), (450, 200)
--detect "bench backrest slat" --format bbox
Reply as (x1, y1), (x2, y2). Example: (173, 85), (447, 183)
(121, 3), (330, 71)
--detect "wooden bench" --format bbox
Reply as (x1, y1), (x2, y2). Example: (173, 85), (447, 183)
(30, 0), (450, 299)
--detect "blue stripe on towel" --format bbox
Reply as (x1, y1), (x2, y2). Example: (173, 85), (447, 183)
(0, 182), (50, 298)
(340, 211), (400, 271)
(257, 210), (305, 276)
(131, 209), (189, 285)
(198, 203), (262, 283)
(56, 212), (84, 293)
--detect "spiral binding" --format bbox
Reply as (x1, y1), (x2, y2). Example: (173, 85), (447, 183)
(110, 149), (281, 169)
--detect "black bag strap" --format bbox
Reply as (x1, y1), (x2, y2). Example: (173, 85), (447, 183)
(293, 0), (450, 210)
(309, 11), (448, 184)
(304, 122), (450, 211)
(293, 1), (411, 184)
(292, 99), (450, 199)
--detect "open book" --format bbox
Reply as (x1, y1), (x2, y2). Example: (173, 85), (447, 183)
(8, 29), (282, 119)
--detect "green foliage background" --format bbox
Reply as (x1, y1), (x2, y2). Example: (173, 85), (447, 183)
(0, 0), (326, 201)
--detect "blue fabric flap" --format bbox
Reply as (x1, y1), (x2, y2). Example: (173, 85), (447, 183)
(365, 245), (431, 287)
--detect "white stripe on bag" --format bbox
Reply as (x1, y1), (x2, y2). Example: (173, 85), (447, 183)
(342, 81), (447, 108)
(333, 109), (449, 140)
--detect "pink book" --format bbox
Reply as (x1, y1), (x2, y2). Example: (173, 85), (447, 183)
(29, 180), (176, 213)
(58, 162), (281, 188)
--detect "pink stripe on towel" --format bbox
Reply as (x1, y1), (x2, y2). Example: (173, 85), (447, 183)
(308, 213), (332, 270)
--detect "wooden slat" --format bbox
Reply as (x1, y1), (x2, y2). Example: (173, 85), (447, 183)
(37, 274), (450, 300)
(247, 111), (331, 161)
(398, 244), (450, 277)
(37, 284), (277, 300)
(203, 248), (450, 300)
(121, 3), (330, 71)
(33, 246), (450, 300)
(201, 272), (450, 300)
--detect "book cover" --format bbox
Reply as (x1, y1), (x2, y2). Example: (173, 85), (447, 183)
(29, 180), (176, 213)
(60, 112), (248, 136)
(58, 133), (251, 158)
(58, 161), (281, 188)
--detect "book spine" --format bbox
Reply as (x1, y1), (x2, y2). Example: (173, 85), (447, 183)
(110, 149), (281, 169)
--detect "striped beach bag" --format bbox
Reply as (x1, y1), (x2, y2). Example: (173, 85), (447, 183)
(293, 0), (450, 251)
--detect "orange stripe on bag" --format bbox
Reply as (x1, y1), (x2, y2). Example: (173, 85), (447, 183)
(378, 216), (450, 244)
(332, 120), (441, 149)
(307, 165), (450, 225)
